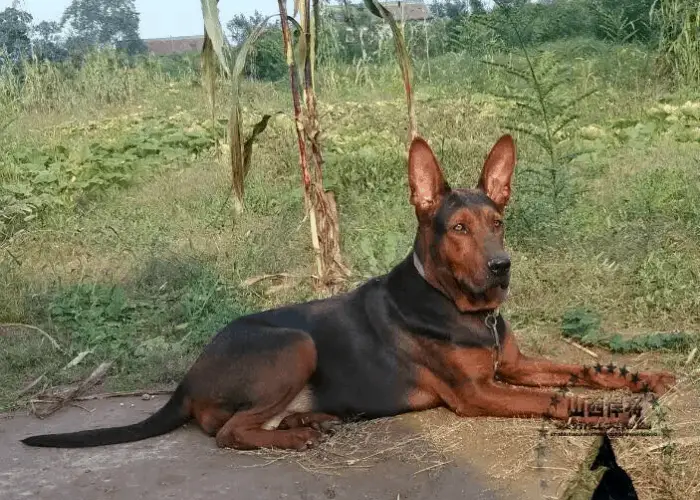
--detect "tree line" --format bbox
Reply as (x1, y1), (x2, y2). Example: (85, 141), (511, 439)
(1, 0), (696, 84)
(0, 0), (143, 63)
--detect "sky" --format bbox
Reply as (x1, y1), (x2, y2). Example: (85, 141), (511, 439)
(0, 0), (285, 39)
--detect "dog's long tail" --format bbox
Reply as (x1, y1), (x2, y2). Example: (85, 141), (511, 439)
(21, 384), (190, 448)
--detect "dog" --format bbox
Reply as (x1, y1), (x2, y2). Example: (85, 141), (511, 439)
(22, 135), (676, 451)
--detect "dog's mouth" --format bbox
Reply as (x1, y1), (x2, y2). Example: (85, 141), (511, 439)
(457, 275), (510, 296)
(495, 275), (510, 290)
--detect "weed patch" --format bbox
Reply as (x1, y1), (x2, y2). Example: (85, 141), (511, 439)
(0, 256), (254, 410)
(0, 111), (223, 240)
(561, 307), (697, 354)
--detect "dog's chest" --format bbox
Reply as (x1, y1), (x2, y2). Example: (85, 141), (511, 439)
(429, 314), (506, 350)
(450, 322), (501, 348)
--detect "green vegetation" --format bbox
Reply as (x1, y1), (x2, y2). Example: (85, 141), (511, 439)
(1, 110), (222, 237)
(654, 0), (700, 85)
(2, 41), (698, 406)
(561, 307), (696, 354)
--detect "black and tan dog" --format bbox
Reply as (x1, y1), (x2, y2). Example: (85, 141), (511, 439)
(22, 135), (676, 451)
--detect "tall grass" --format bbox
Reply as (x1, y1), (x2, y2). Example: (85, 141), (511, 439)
(0, 50), (183, 114)
(654, 0), (700, 84)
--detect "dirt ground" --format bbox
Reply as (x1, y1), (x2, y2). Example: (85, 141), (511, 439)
(0, 395), (567, 500)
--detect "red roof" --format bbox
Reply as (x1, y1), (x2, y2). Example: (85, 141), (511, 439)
(382, 1), (432, 21)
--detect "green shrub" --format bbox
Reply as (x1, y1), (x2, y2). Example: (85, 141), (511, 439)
(242, 29), (287, 81)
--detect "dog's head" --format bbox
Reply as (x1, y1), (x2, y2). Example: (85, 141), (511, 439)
(409, 135), (516, 312)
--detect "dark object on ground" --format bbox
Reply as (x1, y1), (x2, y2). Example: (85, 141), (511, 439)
(591, 434), (638, 500)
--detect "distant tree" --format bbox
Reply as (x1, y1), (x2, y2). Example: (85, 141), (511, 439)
(430, 1), (470, 19)
(226, 12), (286, 81)
(469, 0), (486, 15)
(429, 1), (487, 22)
(227, 10), (268, 45)
(60, 0), (146, 55)
(494, 0), (529, 9)
(33, 21), (68, 61)
(589, 0), (658, 44)
(0, 7), (33, 61)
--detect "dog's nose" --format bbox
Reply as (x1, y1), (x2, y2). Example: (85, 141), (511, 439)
(488, 258), (511, 276)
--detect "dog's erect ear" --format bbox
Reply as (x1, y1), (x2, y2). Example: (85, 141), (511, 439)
(408, 137), (449, 216)
(477, 135), (516, 212)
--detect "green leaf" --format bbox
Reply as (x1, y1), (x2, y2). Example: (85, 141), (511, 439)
(33, 171), (59, 184)
(559, 436), (609, 500)
(228, 15), (277, 210)
(363, 0), (416, 139)
(607, 334), (627, 353)
(242, 114), (274, 177)
(481, 60), (529, 81)
(552, 114), (580, 137)
(514, 101), (546, 117)
(561, 307), (602, 340)
(560, 88), (599, 113)
(362, 0), (382, 17)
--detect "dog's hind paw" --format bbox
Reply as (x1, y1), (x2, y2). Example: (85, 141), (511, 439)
(311, 419), (342, 435)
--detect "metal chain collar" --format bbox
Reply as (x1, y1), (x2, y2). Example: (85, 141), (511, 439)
(485, 310), (501, 372)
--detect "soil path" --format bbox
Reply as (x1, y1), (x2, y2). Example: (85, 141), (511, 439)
(0, 395), (537, 500)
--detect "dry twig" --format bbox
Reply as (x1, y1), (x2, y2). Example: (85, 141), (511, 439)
(33, 362), (112, 419)
(0, 323), (65, 353)
(561, 337), (599, 359)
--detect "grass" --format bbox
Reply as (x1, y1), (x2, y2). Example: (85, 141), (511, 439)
(0, 40), (698, 498)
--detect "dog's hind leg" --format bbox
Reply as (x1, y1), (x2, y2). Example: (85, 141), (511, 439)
(277, 412), (342, 433)
(204, 330), (325, 450)
(215, 403), (325, 451)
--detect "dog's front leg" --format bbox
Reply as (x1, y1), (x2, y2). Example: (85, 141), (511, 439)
(412, 360), (635, 425)
(451, 380), (632, 426)
(496, 333), (676, 395)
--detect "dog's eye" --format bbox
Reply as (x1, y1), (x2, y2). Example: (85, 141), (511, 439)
(494, 219), (504, 229)
(453, 223), (467, 233)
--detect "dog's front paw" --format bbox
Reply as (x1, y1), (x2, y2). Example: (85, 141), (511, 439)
(631, 371), (676, 395)
(645, 371), (676, 395)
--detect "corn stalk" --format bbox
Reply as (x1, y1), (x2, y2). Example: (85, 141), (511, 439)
(201, 0), (226, 126)
(279, 0), (349, 289)
(363, 0), (417, 142)
(201, 0), (273, 212)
